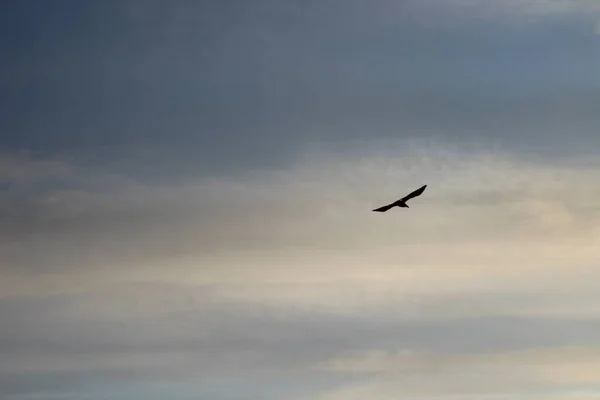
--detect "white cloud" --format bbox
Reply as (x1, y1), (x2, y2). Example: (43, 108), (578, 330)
(3, 141), (600, 312)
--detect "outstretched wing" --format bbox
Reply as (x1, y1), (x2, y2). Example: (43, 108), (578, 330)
(372, 202), (396, 212)
(400, 184), (427, 202)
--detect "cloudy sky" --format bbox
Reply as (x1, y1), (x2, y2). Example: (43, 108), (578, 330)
(2, 0), (600, 399)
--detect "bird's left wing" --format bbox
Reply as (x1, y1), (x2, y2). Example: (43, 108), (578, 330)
(372, 202), (396, 212)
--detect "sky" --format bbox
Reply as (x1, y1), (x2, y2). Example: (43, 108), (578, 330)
(2, 0), (600, 399)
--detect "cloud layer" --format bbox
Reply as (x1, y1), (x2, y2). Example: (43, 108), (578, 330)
(2, 141), (600, 399)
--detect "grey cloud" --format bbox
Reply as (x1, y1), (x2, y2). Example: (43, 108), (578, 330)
(3, 282), (600, 397)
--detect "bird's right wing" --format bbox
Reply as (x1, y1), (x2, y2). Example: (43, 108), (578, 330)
(372, 202), (396, 212)
(400, 185), (427, 202)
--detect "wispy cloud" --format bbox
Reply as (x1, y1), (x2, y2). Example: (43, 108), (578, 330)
(0, 151), (72, 185)
(307, 346), (600, 399)
(412, 0), (600, 18)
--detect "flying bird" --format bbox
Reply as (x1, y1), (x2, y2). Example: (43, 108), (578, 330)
(372, 185), (427, 212)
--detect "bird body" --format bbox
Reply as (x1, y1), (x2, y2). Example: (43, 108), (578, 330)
(372, 184), (427, 212)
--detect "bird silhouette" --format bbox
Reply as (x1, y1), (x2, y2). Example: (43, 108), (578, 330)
(372, 185), (427, 212)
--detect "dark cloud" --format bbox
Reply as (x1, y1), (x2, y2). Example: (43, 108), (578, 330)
(1, 1), (599, 177)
